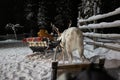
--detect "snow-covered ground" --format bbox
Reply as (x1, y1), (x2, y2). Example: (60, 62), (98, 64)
(0, 39), (120, 80)
(0, 47), (53, 80)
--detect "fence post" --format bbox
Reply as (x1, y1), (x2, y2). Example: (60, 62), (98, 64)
(51, 61), (58, 80)
(99, 58), (105, 68)
(93, 0), (97, 49)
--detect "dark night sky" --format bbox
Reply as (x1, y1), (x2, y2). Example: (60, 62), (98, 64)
(0, 0), (120, 35)
(0, 0), (26, 34)
(0, 1), (12, 26)
(0, 0), (24, 25)
(0, 0), (79, 34)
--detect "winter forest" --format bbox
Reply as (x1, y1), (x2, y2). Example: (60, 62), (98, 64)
(0, 0), (119, 35)
(0, 0), (120, 80)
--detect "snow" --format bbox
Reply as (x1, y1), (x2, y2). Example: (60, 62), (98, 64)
(83, 38), (120, 60)
(0, 39), (21, 43)
(0, 38), (120, 80)
(0, 47), (52, 80)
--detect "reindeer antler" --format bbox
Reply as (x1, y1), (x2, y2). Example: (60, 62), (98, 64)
(68, 20), (72, 28)
(51, 23), (61, 36)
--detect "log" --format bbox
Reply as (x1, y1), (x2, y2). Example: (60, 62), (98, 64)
(83, 33), (120, 39)
(58, 63), (90, 71)
(79, 20), (120, 29)
(96, 39), (120, 43)
(85, 41), (120, 52)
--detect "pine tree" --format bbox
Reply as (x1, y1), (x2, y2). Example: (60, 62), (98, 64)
(78, 0), (101, 19)
(54, 0), (72, 32)
(24, 0), (38, 36)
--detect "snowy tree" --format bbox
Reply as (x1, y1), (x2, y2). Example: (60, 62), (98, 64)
(24, 0), (38, 36)
(78, 0), (101, 19)
(23, 0), (78, 33)
(54, 0), (73, 32)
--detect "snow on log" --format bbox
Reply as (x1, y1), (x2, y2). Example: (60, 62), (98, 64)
(78, 7), (120, 23)
(96, 39), (120, 43)
(79, 20), (120, 29)
(83, 33), (120, 39)
(85, 41), (120, 52)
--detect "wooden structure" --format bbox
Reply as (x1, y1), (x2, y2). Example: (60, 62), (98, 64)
(51, 59), (105, 80)
(78, 7), (120, 51)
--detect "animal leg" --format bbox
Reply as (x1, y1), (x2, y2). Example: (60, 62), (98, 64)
(53, 46), (59, 61)
(78, 48), (84, 62)
(66, 49), (73, 63)
(61, 47), (65, 63)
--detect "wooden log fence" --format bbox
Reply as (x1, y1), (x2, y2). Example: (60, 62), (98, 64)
(96, 39), (120, 43)
(78, 7), (120, 51)
(83, 33), (120, 39)
(84, 41), (120, 52)
(78, 7), (120, 23)
(79, 20), (120, 29)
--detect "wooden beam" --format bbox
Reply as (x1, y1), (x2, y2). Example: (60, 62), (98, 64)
(78, 7), (120, 23)
(79, 20), (120, 29)
(83, 33), (120, 39)
(58, 63), (90, 71)
(51, 62), (58, 80)
(85, 41), (120, 52)
(96, 39), (120, 43)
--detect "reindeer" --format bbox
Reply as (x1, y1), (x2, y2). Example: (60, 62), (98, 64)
(52, 24), (86, 63)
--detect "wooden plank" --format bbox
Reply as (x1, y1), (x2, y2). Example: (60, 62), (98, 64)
(85, 41), (120, 52)
(83, 33), (120, 39)
(97, 39), (120, 43)
(79, 20), (120, 29)
(58, 63), (90, 70)
(58, 59), (105, 70)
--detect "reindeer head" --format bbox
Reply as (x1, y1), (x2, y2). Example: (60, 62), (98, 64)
(51, 23), (60, 35)
(51, 23), (62, 40)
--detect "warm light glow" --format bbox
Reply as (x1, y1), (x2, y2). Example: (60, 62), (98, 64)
(28, 41), (47, 47)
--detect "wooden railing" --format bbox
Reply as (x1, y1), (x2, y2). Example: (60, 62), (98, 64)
(78, 7), (120, 51)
